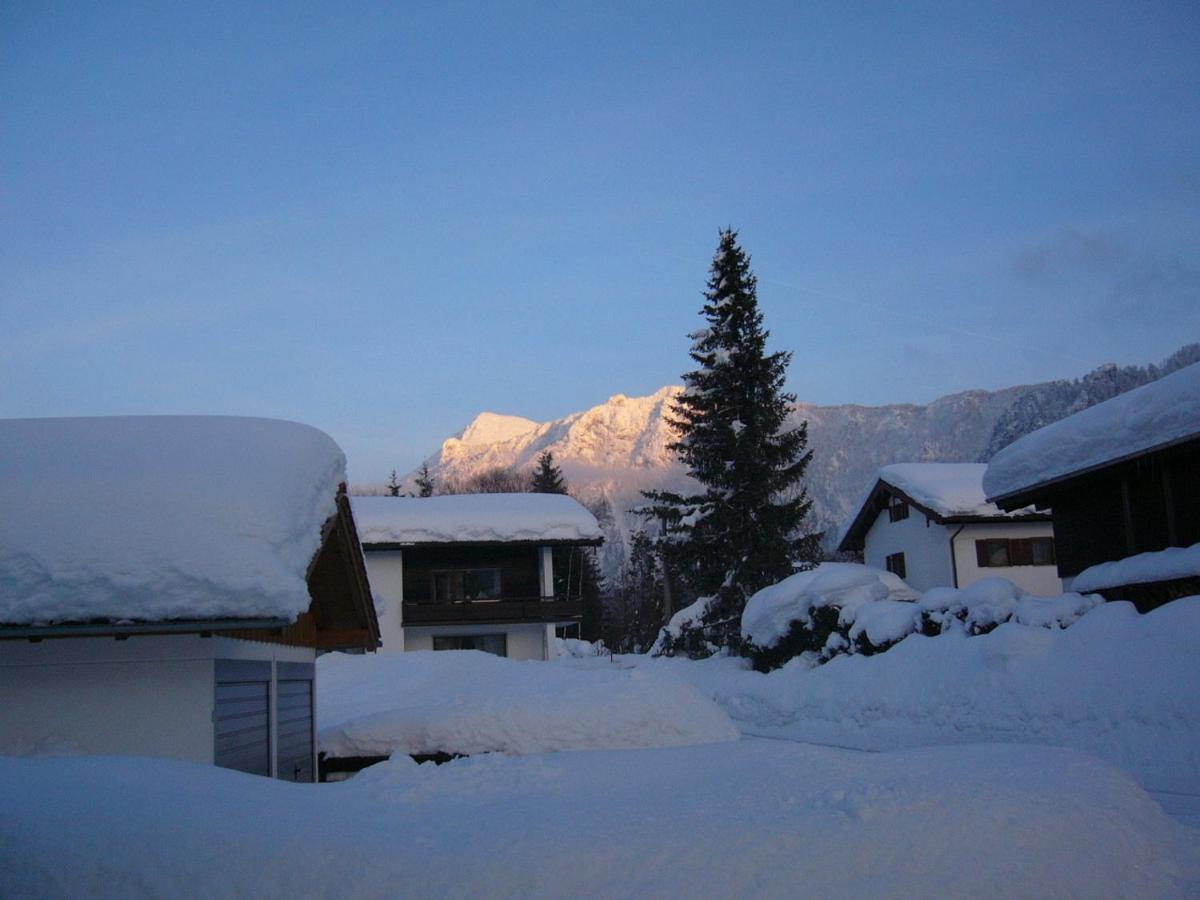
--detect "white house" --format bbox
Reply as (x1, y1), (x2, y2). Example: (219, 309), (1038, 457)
(352, 493), (603, 661)
(0, 416), (379, 781)
(837, 463), (1061, 595)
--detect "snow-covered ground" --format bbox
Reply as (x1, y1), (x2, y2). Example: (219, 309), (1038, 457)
(5, 589), (1200, 895)
(3, 741), (1197, 898)
(317, 649), (737, 758)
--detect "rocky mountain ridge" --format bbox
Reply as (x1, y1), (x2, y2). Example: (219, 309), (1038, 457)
(362, 344), (1200, 581)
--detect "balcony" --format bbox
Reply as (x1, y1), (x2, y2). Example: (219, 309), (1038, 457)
(402, 596), (582, 627)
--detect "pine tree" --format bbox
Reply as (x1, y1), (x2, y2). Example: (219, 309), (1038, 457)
(644, 228), (820, 654)
(415, 462), (435, 498)
(386, 469), (403, 497)
(530, 450), (567, 494)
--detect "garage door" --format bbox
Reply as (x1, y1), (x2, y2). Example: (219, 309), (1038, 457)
(214, 660), (271, 776)
(276, 662), (315, 783)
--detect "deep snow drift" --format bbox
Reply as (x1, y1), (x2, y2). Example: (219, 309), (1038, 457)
(0, 416), (345, 625)
(317, 649), (737, 758)
(4, 741), (1197, 898)
(646, 596), (1200, 795)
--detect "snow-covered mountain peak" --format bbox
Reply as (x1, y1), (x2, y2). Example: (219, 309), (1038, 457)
(455, 412), (539, 446)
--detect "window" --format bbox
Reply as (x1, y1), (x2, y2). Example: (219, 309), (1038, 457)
(432, 568), (501, 602)
(885, 552), (906, 580)
(432, 634), (507, 657)
(887, 495), (910, 523)
(975, 537), (1056, 568)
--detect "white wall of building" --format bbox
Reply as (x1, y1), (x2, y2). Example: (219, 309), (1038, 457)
(362, 550), (405, 652)
(951, 522), (1062, 596)
(863, 507), (954, 593)
(0, 635), (313, 765)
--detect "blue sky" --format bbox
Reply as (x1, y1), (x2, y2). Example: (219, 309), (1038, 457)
(2, 1), (1198, 481)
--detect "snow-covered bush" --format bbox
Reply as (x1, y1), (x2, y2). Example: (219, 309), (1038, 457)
(741, 564), (919, 671)
(741, 565), (1104, 672)
(650, 593), (731, 659)
(918, 577), (1102, 636)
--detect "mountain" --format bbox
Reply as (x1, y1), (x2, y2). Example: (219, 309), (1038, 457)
(361, 344), (1200, 581)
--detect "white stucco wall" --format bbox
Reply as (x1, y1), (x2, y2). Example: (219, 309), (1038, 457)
(951, 522), (1062, 596)
(362, 550), (405, 652)
(404, 623), (550, 661)
(0, 635), (314, 766)
(862, 507), (955, 593)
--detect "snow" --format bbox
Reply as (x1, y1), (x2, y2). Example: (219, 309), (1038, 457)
(741, 562), (918, 649)
(650, 593), (718, 655)
(0, 416), (345, 626)
(654, 597), (1200, 795)
(352, 492), (602, 545)
(918, 576), (1102, 632)
(455, 411), (539, 446)
(984, 361), (1200, 500)
(4, 741), (1197, 897)
(1073, 541), (1200, 593)
(316, 649), (738, 758)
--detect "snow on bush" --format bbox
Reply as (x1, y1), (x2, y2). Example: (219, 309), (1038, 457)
(316, 649), (738, 759)
(649, 594), (723, 658)
(4, 742), (1197, 897)
(740, 566), (1103, 672)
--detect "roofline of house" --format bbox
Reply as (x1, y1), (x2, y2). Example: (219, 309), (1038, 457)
(988, 432), (1200, 510)
(837, 478), (1051, 553)
(362, 537), (604, 551)
(0, 617), (293, 642)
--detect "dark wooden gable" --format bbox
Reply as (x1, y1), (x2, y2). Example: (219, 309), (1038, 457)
(233, 486), (381, 650)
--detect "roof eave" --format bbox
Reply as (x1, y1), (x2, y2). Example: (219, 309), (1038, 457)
(0, 617), (292, 641)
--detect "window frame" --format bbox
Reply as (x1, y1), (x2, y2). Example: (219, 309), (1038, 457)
(885, 551), (907, 580)
(431, 567), (503, 603)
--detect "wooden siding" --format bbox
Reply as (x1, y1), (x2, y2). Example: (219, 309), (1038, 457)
(1045, 444), (1200, 578)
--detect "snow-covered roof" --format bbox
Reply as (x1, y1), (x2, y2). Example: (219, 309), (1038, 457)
(0, 416), (346, 627)
(985, 362), (1200, 504)
(353, 493), (603, 545)
(838, 463), (1045, 550)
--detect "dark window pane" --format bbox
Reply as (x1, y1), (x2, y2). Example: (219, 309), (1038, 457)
(1031, 537), (1056, 566)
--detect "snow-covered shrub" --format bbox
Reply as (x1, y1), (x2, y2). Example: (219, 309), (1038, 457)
(741, 564), (919, 672)
(741, 566), (1104, 672)
(919, 577), (1102, 636)
(651, 593), (738, 659)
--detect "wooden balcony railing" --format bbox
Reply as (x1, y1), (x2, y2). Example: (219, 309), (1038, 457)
(402, 596), (582, 626)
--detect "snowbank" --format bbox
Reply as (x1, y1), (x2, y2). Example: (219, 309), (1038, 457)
(984, 361), (1200, 500)
(650, 594), (719, 655)
(316, 650), (737, 758)
(352, 493), (602, 544)
(664, 597), (1200, 794)
(741, 562), (918, 649)
(1073, 541), (1200, 593)
(0, 416), (345, 625)
(4, 741), (1197, 897)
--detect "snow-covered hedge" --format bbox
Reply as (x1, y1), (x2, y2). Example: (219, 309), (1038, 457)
(740, 565), (1103, 672)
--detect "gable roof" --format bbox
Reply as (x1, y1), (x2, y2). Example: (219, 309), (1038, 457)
(984, 362), (1200, 507)
(0, 416), (378, 647)
(838, 463), (1048, 552)
(353, 493), (603, 547)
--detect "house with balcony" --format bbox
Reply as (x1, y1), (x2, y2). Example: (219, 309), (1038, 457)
(352, 493), (603, 660)
(837, 463), (1060, 595)
(985, 362), (1200, 611)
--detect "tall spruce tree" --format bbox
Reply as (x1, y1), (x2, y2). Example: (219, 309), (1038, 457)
(386, 469), (403, 497)
(530, 450), (567, 494)
(645, 228), (819, 654)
